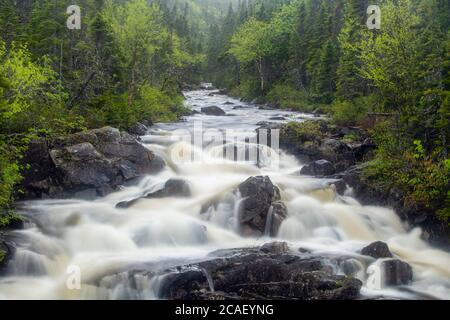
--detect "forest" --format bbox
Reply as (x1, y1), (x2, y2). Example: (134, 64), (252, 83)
(0, 0), (449, 239)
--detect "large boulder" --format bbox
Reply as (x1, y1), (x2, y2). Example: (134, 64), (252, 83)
(128, 122), (149, 136)
(155, 243), (362, 300)
(237, 176), (287, 237)
(382, 259), (413, 286)
(361, 241), (393, 259)
(22, 127), (165, 199)
(20, 139), (62, 198)
(201, 106), (226, 116)
(50, 143), (116, 191)
(300, 159), (335, 177)
(148, 179), (192, 199)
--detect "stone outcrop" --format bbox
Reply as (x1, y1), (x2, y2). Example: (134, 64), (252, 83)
(237, 176), (287, 237)
(21, 127), (165, 199)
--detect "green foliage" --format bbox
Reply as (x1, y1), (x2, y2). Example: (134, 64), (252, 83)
(266, 84), (314, 112)
(86, 86), (185, 130)
(365, 150), (449, 224)
(364, 121), (450, 225)
(0, 211), (23, 228)
(331, 95), (377, 126)
(281, 121), (323, 144)
(0, 142), (22, 213)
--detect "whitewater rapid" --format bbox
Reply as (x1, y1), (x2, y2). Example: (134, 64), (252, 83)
(0, 89), (449, 300)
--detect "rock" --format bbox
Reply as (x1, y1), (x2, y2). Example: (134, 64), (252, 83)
(269, 116), (286, 121)
(328, 179), (347, 196)
(361, 242), (393, 259)
(116, 179), (191, 208)
(128, 122), (148, 136)
(351, 138), (377, 162)
(201, 106), (226, 116)
(278, 122), (358, 172)
(223, 101), (234, 105)
(21, 127), (165, 199)
(300, 160), (335, 177)
(382, 259), (413, 286)
(188, 110), (200, 115)
(50, 143), (116, 189)
(156, 244), (362, 300)
(237, 176), (287, 237)
(233, 106), (247, 110)
(319, 139), (355, 170)
(147, 179), (192, 198)
(21, 139), (59, 198)
(260, 241), (289, 254)
(256, 122), (282, 130)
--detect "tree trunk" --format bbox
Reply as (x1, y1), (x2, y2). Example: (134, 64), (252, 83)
(258, 57), (264, 94)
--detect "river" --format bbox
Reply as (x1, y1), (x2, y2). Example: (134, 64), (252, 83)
(0, 89), (449, 300)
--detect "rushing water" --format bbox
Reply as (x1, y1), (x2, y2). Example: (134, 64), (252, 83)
(0, 89), (449, 300)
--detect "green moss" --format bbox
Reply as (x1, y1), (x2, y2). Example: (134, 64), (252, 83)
(0, 250), (5, 264)
(281, 121), (323, 143)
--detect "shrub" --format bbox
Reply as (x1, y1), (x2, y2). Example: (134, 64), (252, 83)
(0, 141), (22, 216)
(136, 85), (185, 123)
(281, 121), (323, 144)
(86, 86), (186, 130)
(332, 95), (378, 126)
(364, 122), (450, 225)
(266, 84), (315, 112)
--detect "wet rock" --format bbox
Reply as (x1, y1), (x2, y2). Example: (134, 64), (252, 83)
(300, 160), (335, 177)
(382, 259), (413, 286)
(328, 179), (347, 196)
(351, 138), (377, 162)
(20, 139), (60, 198)
(278, 121), (359, 172)
(223, 101), (234, 105)
(157, 244), (362, 300)
(319, 139), (355, 170)
(128, 122), (148, 136)
(269, 116), (286, 121)
(237, 176), (287, 237)
(256, 122), (282, 130)
(361, 241), (393, 259)
(201, 106), (226, 116)
(21, 127), (164, 199)
(188, 110), (200, 115)
(233, 106), (247, 110)
(258, 105), (275, 110)
(147, 179), (192, 198)
(116, 179), (192, 208)
(260, 241), (289, 254)
(50, 143), (116, 189)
